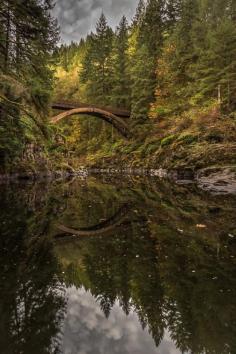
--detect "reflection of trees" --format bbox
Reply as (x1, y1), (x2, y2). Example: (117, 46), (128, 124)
(59, 211), (166, 346)
(3, 176), (235, 353)
(56, 177), (236, 354)
(55, 203), (131, 239)
(0, 186), (66, 354)
(160, 230), (236, 354)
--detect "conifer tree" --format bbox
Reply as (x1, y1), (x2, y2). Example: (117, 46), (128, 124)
(80, 13), (114, 105)
(166, 0), (199, 103)
(165, 0), (181, 29)
(112, 16), (131, 108)
(139, 0), (165, 56)
(0, 0), (59, 109)
(130, 44), (155, 123)
(0, 0), (59, 167)
(130, 0), (166, 123)
(132, 0), (146, 27)
(193, 18), (236, 111)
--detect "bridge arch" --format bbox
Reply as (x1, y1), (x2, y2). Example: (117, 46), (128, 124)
(51, 107), (132, 138)
(54, 203), (130, 240)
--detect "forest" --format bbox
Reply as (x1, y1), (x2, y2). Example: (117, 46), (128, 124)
(0, 2), (236, 352)
(0, 0), (236, 175)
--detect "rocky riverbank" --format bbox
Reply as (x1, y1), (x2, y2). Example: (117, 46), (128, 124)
(90, 165), (236, 195)
(2, 164), (236, 195)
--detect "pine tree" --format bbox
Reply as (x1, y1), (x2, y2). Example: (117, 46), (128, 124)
(130, 0), (166, 123)
(139, 0), (165, 56)
(165, 0), (181, 29)
(80, 13), (114, 105)
(112, 16), (131, 108)
(166, 0), (199, 103)
(130, 44), (155, 123)
(0, 0), (59, 167)
(132, 0), (146, 27)
(229, 0), (236, 22)
(0, 0), (59, 110)
(194, 18), (236, 111)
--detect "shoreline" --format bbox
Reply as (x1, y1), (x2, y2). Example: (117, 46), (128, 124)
(1, 165), (236, 195)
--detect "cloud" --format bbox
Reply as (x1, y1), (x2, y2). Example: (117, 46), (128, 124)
(59, 286), (183, 354)
(52, 0), (140, 43)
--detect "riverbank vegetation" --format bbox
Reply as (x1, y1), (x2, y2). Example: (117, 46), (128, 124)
(0, 0), (58, 174)
(0, 0), (236, 175)
(52, 0), (236, 170)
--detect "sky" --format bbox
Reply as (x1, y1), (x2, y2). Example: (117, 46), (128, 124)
(60, 286), (182, 354)
(52, 0), (140, 44)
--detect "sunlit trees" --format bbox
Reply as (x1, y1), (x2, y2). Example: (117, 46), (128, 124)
(52, 0), (236, 165)
(151, 0), (236, 118)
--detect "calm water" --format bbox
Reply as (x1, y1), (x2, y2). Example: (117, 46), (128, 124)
(0, 175), (236, 354)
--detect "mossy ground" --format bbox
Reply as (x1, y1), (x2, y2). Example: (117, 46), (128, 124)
(82, 108), (236, 171)
(3, 106), (236, 177)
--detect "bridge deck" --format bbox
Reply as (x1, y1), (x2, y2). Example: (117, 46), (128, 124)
(52, 101), (130, 119)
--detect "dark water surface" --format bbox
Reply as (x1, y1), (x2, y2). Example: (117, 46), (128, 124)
(0, 175), (236, 354)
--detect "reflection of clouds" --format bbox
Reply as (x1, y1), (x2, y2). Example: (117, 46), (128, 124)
(60, 286), (183, 354)
(52, 0), (140, 43)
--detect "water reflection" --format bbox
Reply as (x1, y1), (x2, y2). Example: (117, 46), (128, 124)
(62, 286), (183, 354)
(0, 176), (236, 353)
(0, 185), (66, 354)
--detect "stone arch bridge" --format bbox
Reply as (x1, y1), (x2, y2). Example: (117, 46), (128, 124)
(51, 101), (131, 138)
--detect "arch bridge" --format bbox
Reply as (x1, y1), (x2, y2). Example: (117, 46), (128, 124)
(54, 203), (131, 240)
(51, 101), (132, 138)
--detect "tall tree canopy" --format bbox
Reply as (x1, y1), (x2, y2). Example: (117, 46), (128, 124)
(0, 0), (58, 169)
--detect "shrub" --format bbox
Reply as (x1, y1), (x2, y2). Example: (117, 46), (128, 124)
(205, 131), (224, 143)
(177, 133), (198, 145)
(146, 141), (161, 155)
(161, 134), (176, 147)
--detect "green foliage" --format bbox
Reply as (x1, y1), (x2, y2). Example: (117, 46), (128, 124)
(130, 44), (156, 122)
(80, 14), (114, 105)
(0, 0), (58, 171)
(111, 16), (131, 108)
(177, 133), (198, 145)
(137, 140), (161, 157)
(161, 134), (177, 147)
(205, 131), (224, 143)
(193, 17), (236, 111)
(1, 0), (233, 171)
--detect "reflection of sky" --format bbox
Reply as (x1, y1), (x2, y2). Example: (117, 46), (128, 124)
(59, 286), (183, 354)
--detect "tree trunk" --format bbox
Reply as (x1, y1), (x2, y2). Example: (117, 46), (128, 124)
(4, 1), (10, 73)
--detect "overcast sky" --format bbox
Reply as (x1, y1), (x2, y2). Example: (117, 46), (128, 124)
(60, 286), (182, 354)
(52, 0), (140, 44)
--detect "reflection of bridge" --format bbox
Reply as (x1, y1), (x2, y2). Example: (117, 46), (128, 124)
(54, 204), (131, 240)
(51, 101), (132, 138)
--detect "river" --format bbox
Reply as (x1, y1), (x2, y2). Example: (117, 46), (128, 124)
(0, 175), (236, 354)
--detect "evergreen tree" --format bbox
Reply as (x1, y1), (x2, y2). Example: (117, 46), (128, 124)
(0, 0), (58, 80)
(193, 18), (236, 111)
(0, 0), (59, 168)
(130, 44), (155, 123)
(130, 0), (166, 123)
(112, 16), (131, 109)
(139, 0), (165, 56)
(166, 0), (199, 104)
(165, 0), (181, 29)
(80, 13), (114, 105)
(132, 0), (146, 27)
